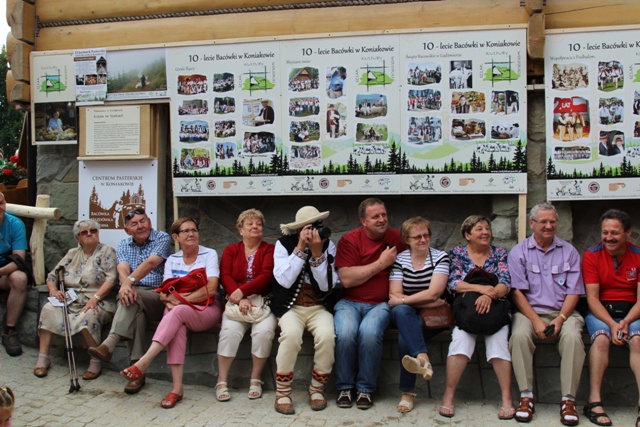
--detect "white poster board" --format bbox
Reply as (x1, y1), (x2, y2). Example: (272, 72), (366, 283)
(546, 27), (640, 200)
(78, 160), (160, 250)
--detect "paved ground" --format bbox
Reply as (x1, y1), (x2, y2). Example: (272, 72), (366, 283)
(2, 346), (639, 426)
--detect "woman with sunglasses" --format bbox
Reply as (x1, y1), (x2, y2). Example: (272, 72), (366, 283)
(35, 220), (117, 380)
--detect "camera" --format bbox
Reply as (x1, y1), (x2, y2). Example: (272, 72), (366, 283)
(617, 330), (625, 340)
(311, 220), (332, 240)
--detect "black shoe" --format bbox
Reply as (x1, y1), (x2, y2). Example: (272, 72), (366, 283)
(1, 331), (22, 356)
(356, 391), (373, 410)
(336, 389), (354, 408)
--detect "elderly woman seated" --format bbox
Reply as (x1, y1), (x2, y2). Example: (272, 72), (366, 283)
(440, 215), (514, 420)
(35, 220), (117, 379)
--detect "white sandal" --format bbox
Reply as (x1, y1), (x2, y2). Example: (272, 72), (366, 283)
(248, 379), (263, 399)
(402, 355), (434, 380)
(216, 381), (231, 402)
(397, 392), (417, 413)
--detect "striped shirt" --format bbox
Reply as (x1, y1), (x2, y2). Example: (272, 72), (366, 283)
(389, 248), (450, 295)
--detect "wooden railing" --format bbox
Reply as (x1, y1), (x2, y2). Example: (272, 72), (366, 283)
(6, 195), (62, 285)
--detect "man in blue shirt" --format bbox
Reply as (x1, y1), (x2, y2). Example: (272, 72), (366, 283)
(88, 209), (171, 394)
(0, 192), (29, 356)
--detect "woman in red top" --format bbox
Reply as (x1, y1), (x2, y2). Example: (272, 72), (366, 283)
(216, 209), (276, 402)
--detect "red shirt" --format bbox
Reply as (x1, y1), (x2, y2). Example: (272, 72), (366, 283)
(582, 241), (640, 303)
(220, 241), (275, 297)
(335, 227), (405, 304)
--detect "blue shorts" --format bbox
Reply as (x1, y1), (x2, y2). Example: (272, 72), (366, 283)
(585, 311), (640, 342)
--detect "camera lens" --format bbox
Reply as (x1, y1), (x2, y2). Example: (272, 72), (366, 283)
(311, 221), (331, 240)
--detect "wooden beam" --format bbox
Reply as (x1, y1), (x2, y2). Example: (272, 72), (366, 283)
(5, 71), (28, 108)
(35, 1), (529, 50)
(6, 0), (20, 26)
(524, 0), (543, 15)
(9, 81), (30, 104)
(5, 32), (17, 63)
(36, 0), (365, 23)
(545, 0), (640, 29)
(9, 1), (36, 44)
(5, 70), (16, 103)
(9, 40), (33, 82)
(527, 12), (545, 59)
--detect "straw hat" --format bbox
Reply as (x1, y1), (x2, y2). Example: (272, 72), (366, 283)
(280, 206), (329, 235)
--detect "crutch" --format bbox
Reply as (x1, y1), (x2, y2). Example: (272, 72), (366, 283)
(57, 266), (81, 393)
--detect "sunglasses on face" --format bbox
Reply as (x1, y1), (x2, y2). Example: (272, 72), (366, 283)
(79, 228), (98, 236)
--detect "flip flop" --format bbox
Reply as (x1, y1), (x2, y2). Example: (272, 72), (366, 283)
(121, 364), (144, 381)
(439, 404), (455, 418)
(498, 406), (516, 420)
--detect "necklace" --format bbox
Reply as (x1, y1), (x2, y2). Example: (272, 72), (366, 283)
(80, 248), (95, 269)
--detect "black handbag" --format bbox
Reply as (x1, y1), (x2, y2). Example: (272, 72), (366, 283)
(452, 267), (511, 335)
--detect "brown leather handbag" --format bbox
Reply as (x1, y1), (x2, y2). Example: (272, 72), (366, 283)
(419, 299), (455, 330)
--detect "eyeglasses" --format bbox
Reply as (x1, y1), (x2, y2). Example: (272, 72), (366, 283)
(408, 233), (430, 241)
(178, 228), (199, 235)
(531, 219), (557, 226)
(79, 228), (98, 236)
(125, 209), (146, 222)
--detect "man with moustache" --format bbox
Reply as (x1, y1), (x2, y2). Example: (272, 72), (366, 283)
(508, 202), (585, 425)
(333, 198), (406, 410)
(88, 209), (171, 394)
(582, 209), (640, 427)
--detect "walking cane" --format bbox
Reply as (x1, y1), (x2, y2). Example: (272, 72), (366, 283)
(56, 266), (81, 393)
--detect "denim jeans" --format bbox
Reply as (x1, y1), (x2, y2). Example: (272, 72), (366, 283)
(334, 299), (390, 393)
(585, 310), (640, 341)
(391, 304), (445, 391)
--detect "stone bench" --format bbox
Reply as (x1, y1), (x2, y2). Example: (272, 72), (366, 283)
(5, 286), (638, 405)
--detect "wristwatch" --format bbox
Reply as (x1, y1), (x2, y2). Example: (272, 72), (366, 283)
(93, 294), (102, 301)
(127, 276), (136, 283)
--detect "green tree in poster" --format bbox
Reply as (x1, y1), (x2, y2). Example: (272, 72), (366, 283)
(173, 158), (180, 175)
(488, 153), (496, 171)
(0, 46), (25, 159)
(512, 140), (526, 171)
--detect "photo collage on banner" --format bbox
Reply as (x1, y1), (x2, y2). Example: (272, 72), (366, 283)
(400, 28), (527, 194)
(280, 35), (400, 194)
(546, 28), (640, 200)
(166, 42), (282, 195)
(167, 28), (527, 196)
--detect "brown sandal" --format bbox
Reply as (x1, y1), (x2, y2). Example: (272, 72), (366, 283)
(515, 396), (535, 423)
(560, 399), (579, 426)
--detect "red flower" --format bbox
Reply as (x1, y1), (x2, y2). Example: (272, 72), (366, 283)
(9, 156), (19, 163)
(3, 169), (13, 176)
(17, 166), (23, 169)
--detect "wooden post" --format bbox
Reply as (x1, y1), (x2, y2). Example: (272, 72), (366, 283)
(524, 0), (544, 15)
(527, 13), (545, 59)
(5, 32), (17, 63)
(19, 195), (62, 285)
(518, 194), (527, 242)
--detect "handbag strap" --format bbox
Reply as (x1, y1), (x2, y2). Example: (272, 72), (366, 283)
(167, 281), (211, 312)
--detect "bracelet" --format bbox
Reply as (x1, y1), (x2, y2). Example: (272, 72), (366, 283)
(559, 312), (567, 321)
